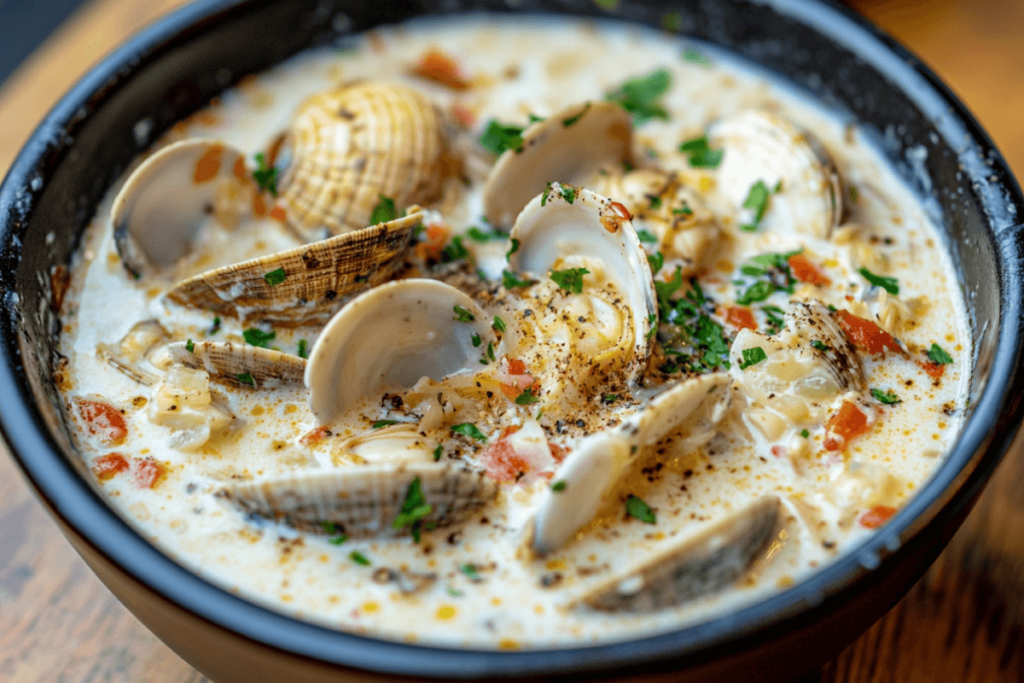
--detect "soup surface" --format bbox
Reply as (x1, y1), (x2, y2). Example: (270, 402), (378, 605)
(58, 15), (970, 648)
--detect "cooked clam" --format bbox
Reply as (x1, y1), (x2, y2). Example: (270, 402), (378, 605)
(96, 320), (171, 385)
(709, 110), (843, 238)
(573, 497), (781, 612)
(111, 139), (250, 278)
(531, 373), (732, 555)
(164, 211), (423, 325)
(277, 82), (454, 240)
(483, 101), (634, 228)
(217, 462), (498, 537)
(306, 279), (494, 425)
(168, 340), (306, 388)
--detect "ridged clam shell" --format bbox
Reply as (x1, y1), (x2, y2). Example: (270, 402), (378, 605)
(483, 101), (634, 228)
(164, 212), (422, 325)
(217, 462), (498, 537)
(709, 110), (843, 238)
(279, 82), (452, 240)
(573, 497), (781, 612)
(167, 341), (306, 388)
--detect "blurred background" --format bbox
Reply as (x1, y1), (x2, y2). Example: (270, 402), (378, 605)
(0, 0), (1022, 681)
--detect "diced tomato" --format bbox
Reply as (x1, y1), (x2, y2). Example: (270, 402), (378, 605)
(507, 359), (527, 376)
(788, 253), (832, 286)
(498, 358), (538, 401)
(253, 191), (268, 217)
(919, 360), (945, 380)
(482, 426), (530, 482)
(836, 310), (902, 355)
(451, 103), (475, 128)
(74, 398), (128, 446)
(725, 306), (757, 331)
(93, 453), (130, 481)
(193, 144), (223, 184)
(300, 426), (332, 447)
(770, 445), (786, 458)
(548, 441), (570, 462)
(268, 205), (287, 222)
(824, 401), (871, 451)
(415, 222), (449, 260)
(411, 49), (471, 90)
(132, 458), (167, 489)
(859, 505), (897, 529)
(499, 383), (521, 400)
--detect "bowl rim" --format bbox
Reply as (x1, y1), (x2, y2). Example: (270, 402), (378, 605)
(2, 0), (1024, 678)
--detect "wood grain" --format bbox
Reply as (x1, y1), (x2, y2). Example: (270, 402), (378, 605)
(1, 0), (1023, 681)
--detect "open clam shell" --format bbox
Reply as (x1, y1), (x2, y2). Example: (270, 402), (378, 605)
(573, 497), (781, 612)
(216, 462), (498, 537)
(168, 341), (306, 388)
(482, 101), (634, 228)
(508, 184), (657, 380)
(164, 211), (423, 325)
(531, 372), (733, 555)
(306, 279), (494, 425)
(111, 139), (249, 278)
(278, 82), (453, 240)
(709, 110), (843, 238)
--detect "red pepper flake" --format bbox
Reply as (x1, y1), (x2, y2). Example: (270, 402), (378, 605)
(193, 144), (224, 184)
(300, 426), (332, 447)
(411, 49), (471, 90)
(787, 253), (832, 286)
(74, 398), (128, 446)
(824, 401), (871, 451)
(859, 505), (897, 529)
(725, 305), (757, 331)
(132, 457), (167, 489)
(93, 453), (130, 481)
(836, 310), (902, 355)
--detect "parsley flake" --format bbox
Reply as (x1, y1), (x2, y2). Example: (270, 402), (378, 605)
(372, 419), (399, 429)
(453, 305), (476, 322)
(461, 564), (481, 581)
(492, 315), (507, 333)
(626, 495), (657, 524)
(471, 333), (482, 348)
(208, 316), (221, 336)
(602, 394), (618, 404)
(392, 476), (433, 542)
(185, 339), (194, 354)
(329, 534), (348, 546)
(466, 226), (503, 243)
(433, 444), (443, 462)
(739, 346), (768, 369)
(515, 387), (540, 405)
(927, 343), (953, 365)
(810, 340), (830, 352)
(370, 195), (399, 224)
(451, 423), (488, 442)
(252, 152), (278, 196)
(441, 236), (469, 262)
(550, 267), (590, 294)
(561, 102), (591, 127)
(479, 120), (524, 155)
(502, 270), (534, 289)
(551, 481), (567, 492)
(871, 388), (902, 405)
(679, 135), (723, 168)
(736, 281), (774, 306)
(740, 180), (772, 231)
(859, 267), (899, 295)
(560, 185), (577, 204)
(605, 69), (672, 126)
(647, 251), (665, 275)
(297, 338), (308, 359)
(349, 551), (371, 566)
(800, 429), (810, 438)
(682, 48), (712, 66)
(236, 372), (255, 387)
(243, 328), (276, 348)
(637, 229), (658, 244)
(506, 238), (520, 261)
(263, 267), (287, 286)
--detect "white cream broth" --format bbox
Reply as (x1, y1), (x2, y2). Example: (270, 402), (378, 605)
(59, 15), (970, 648)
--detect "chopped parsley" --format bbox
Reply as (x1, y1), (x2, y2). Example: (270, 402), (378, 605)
(263, 267), (287, 286)
(369, 195), (399, 224)
(236, 372), (255, 387)
(447, 586), (464, 597)
(561, 102), (591, 127)
(654, 272), (732, 373)
(551, 481), (567, 492)
(479, 119), (524, 155)
(492, 315), (507, 333)
(243, 328), (276, 348)
(602, 394), (618, 404)
(483, 341), (496, 363)
(433, 444), (443, 462)
(800, 429), (810, 438)
(441, 235), (469, 262)
(460, 563), (482, 581)
(927, 343), (953, 365)
(451, 423), (488, 442)
(392, 476), (433, 542)
(679, 135), (723, 169)
(453, 305), (476, 322)
(506, 238), (520, 261)
(762, 305), (786, 335)
(871, 388), (902, 405)
(560, 185), (577, 204)
(682, 48), (712, 66)
(810, 340), (830, 352)
(185, 339), (194, 354)
(297, 338), (308, 359)
(739, 346), (768, 369)
(550, 267), (590, 294)
(626, 495), (657, 524)
(329, 534), (348, 546)
(673, 204), (694, 216)
(859, 267), (900, 295)
(471, 333), (482, 347)
(372, 419), (399, 429)
(740, 180), (772, 232)
(466, 226), (504, 243)
(605, 68), (672, 125)
(252, 152), (278, 196)
(636, 229), (658, 244)
(736, 281), (774, 306)
(208, 316), (221, 336)
(649, 196), (663, 210)
(515, 388), (540, 405)
(735, 251), (800, 305)
(349, 551), (371, 566)
(647, 251), (665, 275)
(502, 270), (534, 289)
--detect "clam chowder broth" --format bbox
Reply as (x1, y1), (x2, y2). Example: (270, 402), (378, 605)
(58, 15), (971, 648)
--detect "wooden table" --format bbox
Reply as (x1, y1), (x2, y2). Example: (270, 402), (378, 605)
(1, 0), (1022, 680)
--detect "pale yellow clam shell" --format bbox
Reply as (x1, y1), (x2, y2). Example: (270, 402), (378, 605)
(279, 82), (453, 239)
(167, 341), (306, 388)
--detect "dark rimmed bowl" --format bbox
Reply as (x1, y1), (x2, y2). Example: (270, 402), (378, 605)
(2, 0), (1023, 681)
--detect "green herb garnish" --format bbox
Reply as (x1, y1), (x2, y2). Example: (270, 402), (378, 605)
(441, 235), (469, 262)
(392, 476), (433, 542)
(471, 333), (482, 347)
(561, 102), (591, 127)
(637, 229), (658, 244)
(551, 481), (567, 492)
(372, 419), (399, 429)
(297, 338), (308, 359)
(605, 69), (672, 125)
(433, 444), (443, 462)
(560, 185), (577, 204)
(550, 267), (590, 294)
(810, 340), (830, 352)
(451, 423), (488, 442)
(739, 346), (768, 369)
(349, 551), (371, 566)
(682, 48), (712, 66)
(243, 328), (276, 348)
(602, 394), (618, 404)
(859, 267), (900, 295)
(236, 372), (255, 387)
(492, 315), (507, 333)
(647, 251), (665, 275)
(736, 281), (774, 306)
(626, 494), (657, 524)
(370, 195), (398, 224)
(515, 387), (540, 405)
(502, 270), (534, 289)
(479, 120), (524, 155)
(927, 343), (953, 365)
(800, 429), (810, 438)
(679, 135), (723, 168)
(453, 305), (476, 322)
(506, 238), (520, 261)
(263, 267), (287, 286)
(208, 316), (221, 336)
(186, 339), (195, 354)
(740, 180), (772, 231)
(253, 152), (278, 196)
(871, 388), (902, 405)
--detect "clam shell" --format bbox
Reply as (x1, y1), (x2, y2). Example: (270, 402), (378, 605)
(305, 278), (494, 425)
(279, 82), (452, 240)
(96, 320), (170, 386)
(531, 373), (732, 555)
(573, 497), (781, 612)
(164, 211), (422, 325)
(217, 462), (498, 537)
(483, 101), (634, 228)
(111, 139), (249, 278)
(168, 341), (306, 388)
(709, 110), (843, 238)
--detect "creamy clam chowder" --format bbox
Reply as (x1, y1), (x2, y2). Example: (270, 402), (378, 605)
(57, 15), (970, 648)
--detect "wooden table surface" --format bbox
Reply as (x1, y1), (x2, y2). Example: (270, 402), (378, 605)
(1, 0), (1022, 681)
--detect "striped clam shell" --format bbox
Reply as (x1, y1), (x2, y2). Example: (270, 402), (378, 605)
(167, 340), (306, 388)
